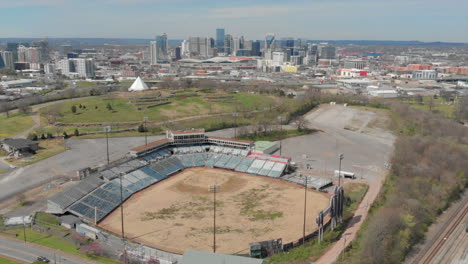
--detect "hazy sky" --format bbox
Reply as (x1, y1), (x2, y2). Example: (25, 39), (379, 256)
(1, 0), (467, 42)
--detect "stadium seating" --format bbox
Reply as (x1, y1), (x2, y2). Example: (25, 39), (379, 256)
(247, 159), (266, 175)
(258, 161), (275, 176)
(267, 163), (287, 178)
(235, 158), (254, 172)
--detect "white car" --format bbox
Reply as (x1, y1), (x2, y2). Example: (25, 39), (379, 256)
(9, 165), (16, 169)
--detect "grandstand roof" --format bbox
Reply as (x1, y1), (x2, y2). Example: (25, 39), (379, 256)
(130, 138), (171, 152)
(207, 136), (252, 144)
(181, 250), (263, 264)
(171, 129), (205, 135)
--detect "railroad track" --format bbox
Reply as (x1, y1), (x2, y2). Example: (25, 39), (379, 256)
(412, 197), (468, 264)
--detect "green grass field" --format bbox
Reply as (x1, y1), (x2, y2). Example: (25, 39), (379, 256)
(0, 256), (21, 264)
(40, 92), (277, 124)
(0, 113), (34, 139)
(75, 81), (97, 88)
(404, 97), (455, 119)
(6, 228), (119, 264)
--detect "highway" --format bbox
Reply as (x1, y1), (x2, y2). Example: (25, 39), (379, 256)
(0, 235), (88, 264)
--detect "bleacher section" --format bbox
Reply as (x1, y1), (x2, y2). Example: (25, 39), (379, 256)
(60, 144), (289, 222)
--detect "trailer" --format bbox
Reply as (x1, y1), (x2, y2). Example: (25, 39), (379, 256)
(334, 170), (355, 179)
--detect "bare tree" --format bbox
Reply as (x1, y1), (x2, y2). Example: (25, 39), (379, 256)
(43, 104), (63, 125)
(296, 116), (310, 131)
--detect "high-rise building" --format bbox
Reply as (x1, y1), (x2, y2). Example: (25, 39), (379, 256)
(265, 33), (276, 50)
(57, 58), (95, 77)
(188, 37), (213, 58)
(155, 33), (169, 63)
(149, 41), (158, 65)
(0, 51), (14, 70)
(216, 28), (225, 52)
(224, 34), (233, 55)
(181, 40), (190, 58)
(251, 41), (261, 56)
(320, 45), (336, 60)
(32, 40), (49, 62)
(175, 47), (182, 61)
(17, 45), (41, 63)
(59, 45), (73, 56)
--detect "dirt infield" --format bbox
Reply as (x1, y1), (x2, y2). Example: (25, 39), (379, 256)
(99, 167), (329, 254)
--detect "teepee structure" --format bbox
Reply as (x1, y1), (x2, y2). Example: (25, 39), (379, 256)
(128, 76), (149, 92)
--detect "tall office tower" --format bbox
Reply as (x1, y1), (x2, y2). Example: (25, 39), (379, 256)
(224, 34), (234, 55)
(320, 45), (336, 60)
(209, 38), (216, 48)
(251, 41), (261, 56)
(264, 33), (276, 60)
(233, 37), (240, 54)
(216, 28), (225, 52)
(306, 44), (318, 65)
(188, 37), (211, 58)
(243, 40), (252, 51)
(59, 45), (73, 56)
(265, 33), (276, 50)
(0, 51), (14, 70)
(32, 40), (49, 62)
(73, 58), (95, 78)
(239, 36), (245, 49)
(272, 52), (285, 66)
(6, 43), (19, 61)
(175, 47), (182, 60)
(181, 40), (190, 58)
(149, 41), (158, 65)
(17, 45), (41, 63)
(155, 33), (169, 63)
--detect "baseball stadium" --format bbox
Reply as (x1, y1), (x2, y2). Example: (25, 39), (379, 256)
(47, 129), (342, 259)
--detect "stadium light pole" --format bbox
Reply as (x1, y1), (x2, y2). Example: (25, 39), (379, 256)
(302, 175), (308, 244)
(233, 112), (239, 138)
(104, 126), (111, 165)
(338, 153), (344, 186)
(119, 172), (127, 264)
(144, 117), (149, 146)
(209, 184), (220, 253)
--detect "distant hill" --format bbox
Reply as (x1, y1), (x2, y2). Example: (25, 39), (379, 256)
(0, 38), (466, 47)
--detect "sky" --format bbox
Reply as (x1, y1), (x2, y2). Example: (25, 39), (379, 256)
(1, 0), (467, 42)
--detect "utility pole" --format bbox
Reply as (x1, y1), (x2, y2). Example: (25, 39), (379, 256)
(144, 117), (149, 146)
(119, 172), (126, 264)
(104, 126), (111, 165)
(303, 175), (308, 244)
(22, 221), (26, 243)
(233, 112), (238, 138)
(338, 153), (344, 186)
(209, 184), (221, 253)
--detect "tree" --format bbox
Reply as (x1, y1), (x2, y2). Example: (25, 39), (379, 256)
(27, 133), (38, 141)
(74, 128), (80, 137)
(43, 104), (63, 125)
(296, 116), (310, 132)
(46, 132), (54, 139)
(454, 96), (468, 121)
(428, 97), (435, 111)
(17, 102), (32, 114)
(137, 124), (146, 133)
(71, 105), (77, 114)
(63, 132), (69, 139)
(41, 134), (46, 140)
(106, 103), (113, 111)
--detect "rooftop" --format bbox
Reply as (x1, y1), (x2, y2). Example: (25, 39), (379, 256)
(207, 136), (253, 144)
(130, 138), (171, 152)
(1, 138), (38, 149)
(181, 250), (263, 264)
(171, 129), (205, 135)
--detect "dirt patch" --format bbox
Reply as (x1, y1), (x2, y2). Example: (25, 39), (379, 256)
(99, 167), (329, 254)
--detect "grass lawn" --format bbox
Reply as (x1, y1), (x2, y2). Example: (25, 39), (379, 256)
(403, 97), (455, 119)
(8, 139), (68, 167)
(39, 92), (278, 124)
(76, 81), (97, 88)
(0, 256), (22, 264)
(265, 183), (368, 264)
(0, 113), (34, 139)
(4, 228), (119, 264)
(237, 129), (317, 142)
(0, 169), (7, 174)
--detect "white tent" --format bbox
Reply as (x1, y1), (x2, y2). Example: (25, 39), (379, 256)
(128, 77), (149, 92)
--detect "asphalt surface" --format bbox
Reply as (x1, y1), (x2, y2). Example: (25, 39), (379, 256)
(0, 128), (240, 203)
(0, 236), (86, 264)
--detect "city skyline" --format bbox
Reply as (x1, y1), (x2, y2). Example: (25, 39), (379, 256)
(0, 0), (467, 42)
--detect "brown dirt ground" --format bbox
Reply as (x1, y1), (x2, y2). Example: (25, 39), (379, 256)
(99, 167), (329, 254)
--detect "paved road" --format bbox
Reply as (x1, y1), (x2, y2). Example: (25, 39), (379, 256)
(0, 235), (87, 264)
